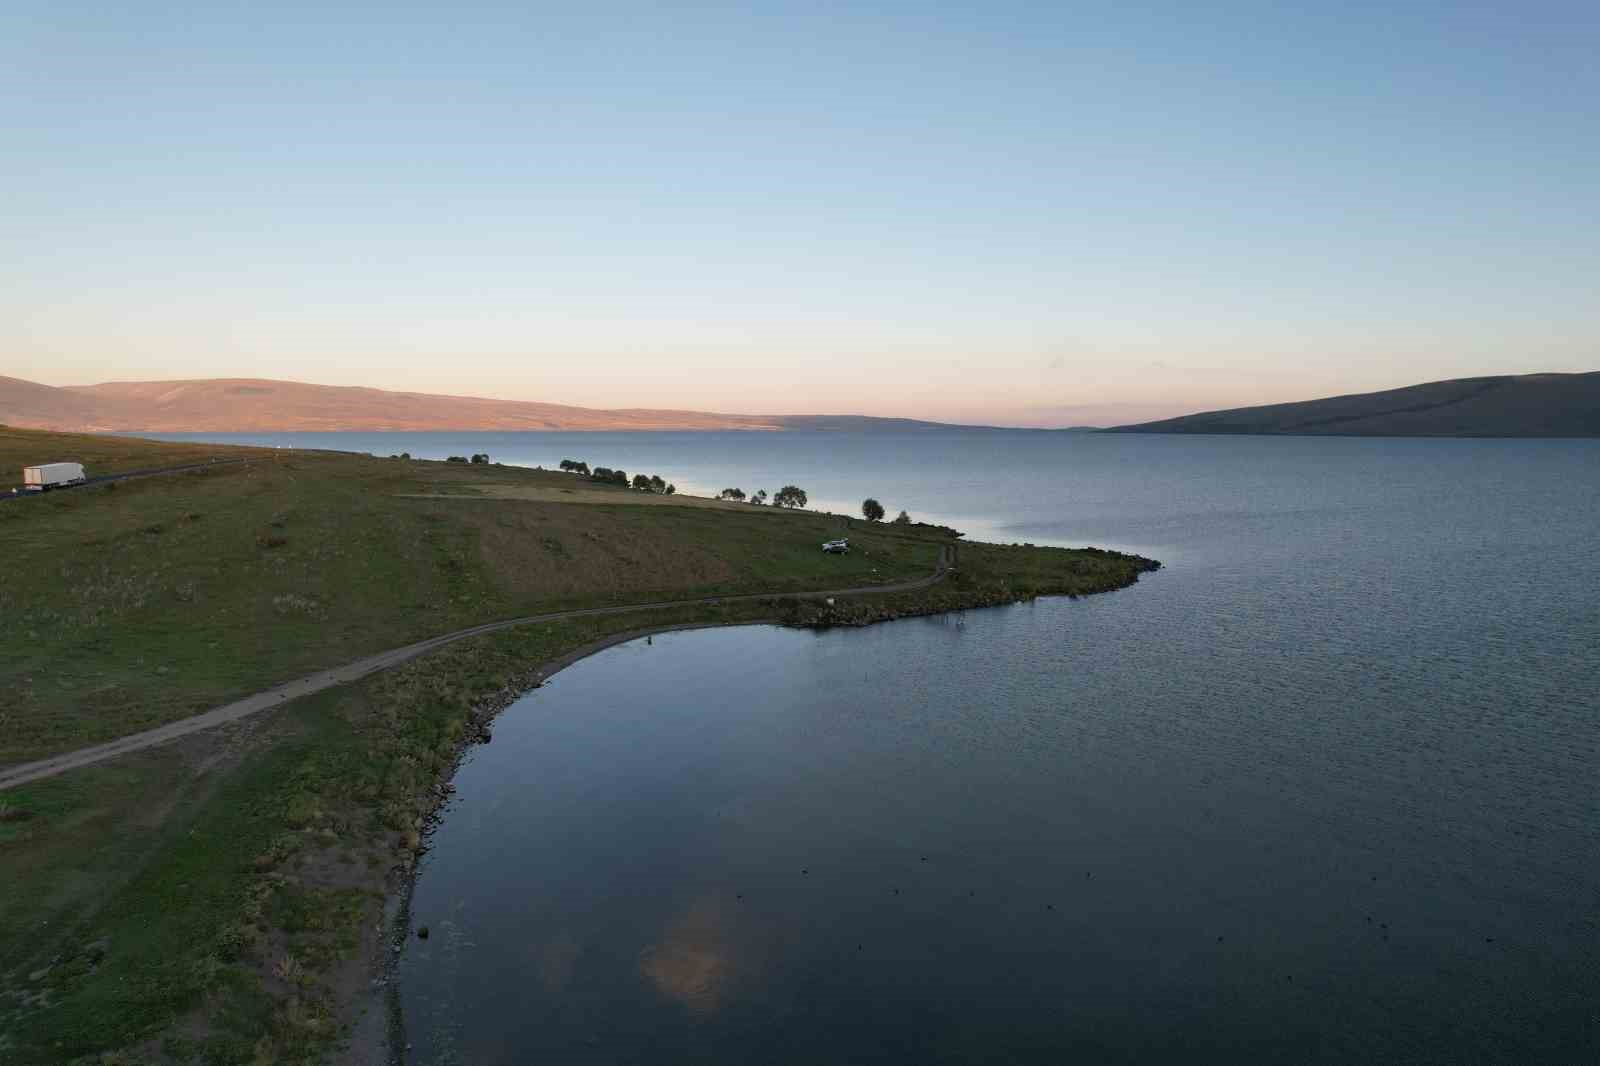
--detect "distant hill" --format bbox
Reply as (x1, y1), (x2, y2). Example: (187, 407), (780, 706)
(0, 376), (968, 433)
(1109, 372), (1600, 438)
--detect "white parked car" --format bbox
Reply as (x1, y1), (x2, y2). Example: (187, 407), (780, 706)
(822, 538), (850, 554)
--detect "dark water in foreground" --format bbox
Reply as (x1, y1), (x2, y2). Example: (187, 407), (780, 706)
(355, 433), (1600, 1063)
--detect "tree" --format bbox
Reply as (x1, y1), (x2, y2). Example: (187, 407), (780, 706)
(751, 489), (767, 505)
(446, 456), (468, 464)
(560, 459), (590, 474)
(893, 510), (912, 524)
(665, 483), (676, 495)
(632, 473), (652, 490)
(649, 474), (666, 493)
(862, 498), (885, 522)
(773, 485), (808, 509)
(470, 453), (490, 464)
(719, 488), (746, 501)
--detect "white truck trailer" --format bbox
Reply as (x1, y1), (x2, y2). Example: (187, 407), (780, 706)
(23, 462), (87, 492)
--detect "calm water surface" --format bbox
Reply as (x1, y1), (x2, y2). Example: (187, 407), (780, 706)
(159, 431), (1600, 1061)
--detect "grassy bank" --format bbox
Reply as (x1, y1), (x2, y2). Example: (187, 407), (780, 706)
(0, 427), (1158, 1064)
(0, 426), (274, 479)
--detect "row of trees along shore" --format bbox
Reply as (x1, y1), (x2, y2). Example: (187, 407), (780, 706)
(557, 462), (921, 525)
(715, 487), (917, 525)
(394, 455), (890, 520)
(559, 459), (675, 495)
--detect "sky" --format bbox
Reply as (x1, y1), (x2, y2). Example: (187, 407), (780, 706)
(2, 2), (1596, 426)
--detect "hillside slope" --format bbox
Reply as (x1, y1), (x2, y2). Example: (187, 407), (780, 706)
(0, 375), (108, 428)
(1109, 372), (1600, 437)
(0, 376), (965, 433)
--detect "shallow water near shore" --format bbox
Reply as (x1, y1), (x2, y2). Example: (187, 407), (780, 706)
(154, 430), (1600, 1060)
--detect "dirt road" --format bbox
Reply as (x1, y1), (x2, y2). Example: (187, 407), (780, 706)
(0, 546), (951, 791)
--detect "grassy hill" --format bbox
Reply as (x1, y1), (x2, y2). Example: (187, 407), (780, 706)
(1108, 371), (1600, 437)
(0, 428), (1157, 1065)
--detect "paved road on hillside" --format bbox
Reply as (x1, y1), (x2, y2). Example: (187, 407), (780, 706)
(2, 457), (254, 502)
(0, 546), (953, 791)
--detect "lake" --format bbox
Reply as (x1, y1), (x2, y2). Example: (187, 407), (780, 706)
(150, 430), (1600, 1062)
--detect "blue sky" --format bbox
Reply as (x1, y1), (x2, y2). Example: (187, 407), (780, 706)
(3, 1), (1595, 424)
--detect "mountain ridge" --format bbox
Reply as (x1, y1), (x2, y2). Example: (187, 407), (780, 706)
(0, 376), (980, 433)
(1107, 372), (1600, 438)
(6, 372), (1594, 436)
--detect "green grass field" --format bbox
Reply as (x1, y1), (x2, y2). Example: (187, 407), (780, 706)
(0, 430), (936, 764)
(0, 426), (1158, 1064)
